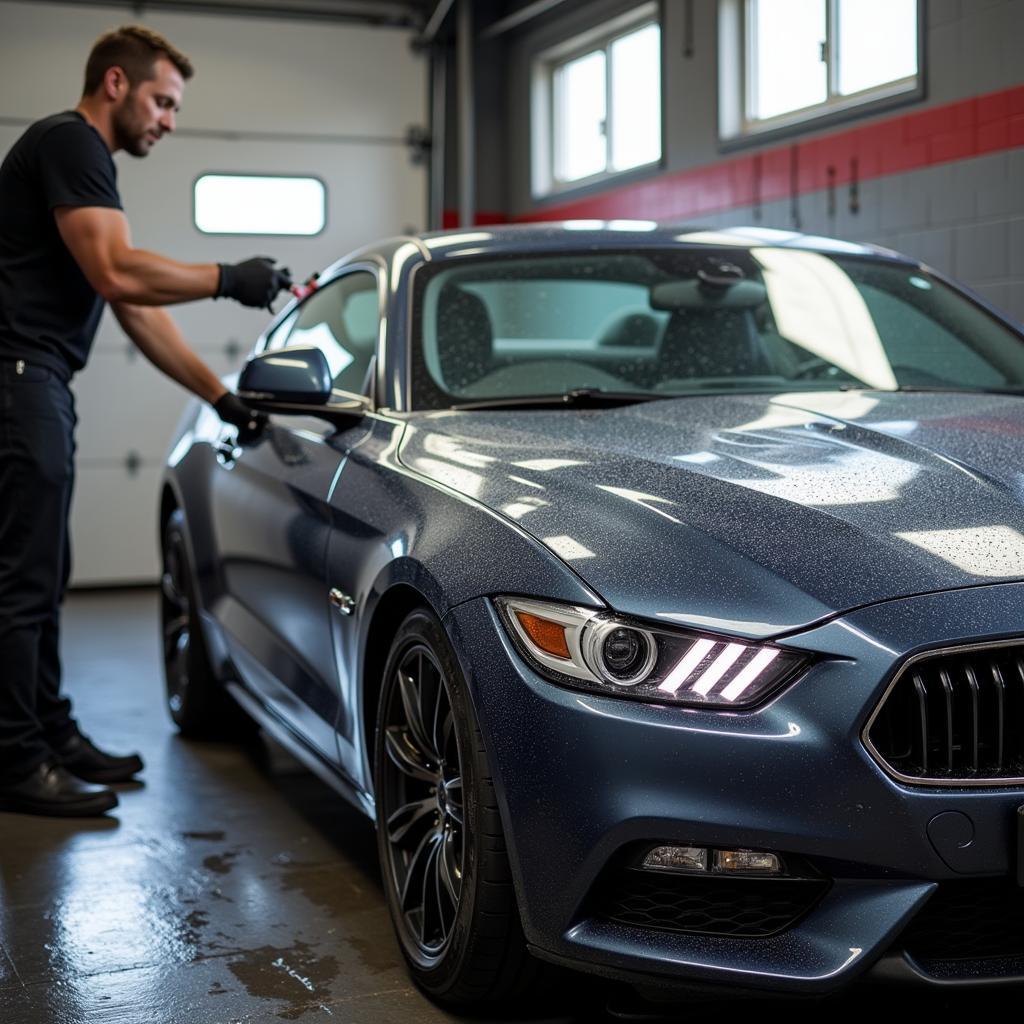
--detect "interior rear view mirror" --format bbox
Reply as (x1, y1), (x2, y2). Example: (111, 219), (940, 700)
(650, 278), (767, 311)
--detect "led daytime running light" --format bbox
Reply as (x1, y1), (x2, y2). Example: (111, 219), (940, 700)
(496, 597), (805, 708)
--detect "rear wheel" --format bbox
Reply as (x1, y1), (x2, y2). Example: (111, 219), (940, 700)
(161, 509), (246, 737)
(374, 609), (539, 1004)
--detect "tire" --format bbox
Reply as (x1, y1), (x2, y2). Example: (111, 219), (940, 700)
(374, 609), (540, 1004)
(160, 508), (247, 738)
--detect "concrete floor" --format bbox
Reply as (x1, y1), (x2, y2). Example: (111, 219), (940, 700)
(0, 591), (1007, 1022)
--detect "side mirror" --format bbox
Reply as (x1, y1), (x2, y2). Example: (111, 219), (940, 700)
(238, 346), (332, 405)
(236, 346), (368, 427)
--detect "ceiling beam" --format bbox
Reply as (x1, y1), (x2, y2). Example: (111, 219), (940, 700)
(479, 0), (569, 40)
(21, 0), (425, 28)
(419, 0), (455, 43)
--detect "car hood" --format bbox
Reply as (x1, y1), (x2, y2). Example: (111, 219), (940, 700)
(398, 391), (1024, 638)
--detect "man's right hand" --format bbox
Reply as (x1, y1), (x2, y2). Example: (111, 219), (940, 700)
(217, 257), (292, 308)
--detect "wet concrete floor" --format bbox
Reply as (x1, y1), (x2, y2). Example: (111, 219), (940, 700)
(0, 591), (1013, 1022)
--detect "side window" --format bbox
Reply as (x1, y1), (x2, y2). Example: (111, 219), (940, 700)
(272, 271), (379, 396)
(264, 309), (299, 351)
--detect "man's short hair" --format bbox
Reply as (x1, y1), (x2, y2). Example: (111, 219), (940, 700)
(83, 25), (194, 95)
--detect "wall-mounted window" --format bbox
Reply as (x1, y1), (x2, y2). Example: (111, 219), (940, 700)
(194, 174), (326, 235)
(532, 4), (661, 196)
(719, 0), (922, 141)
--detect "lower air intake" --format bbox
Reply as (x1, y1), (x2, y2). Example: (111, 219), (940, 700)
(596, 869), (829, 938)
(897, 880), (1024, 967)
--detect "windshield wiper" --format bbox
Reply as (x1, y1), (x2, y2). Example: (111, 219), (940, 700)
(449, 388), (666, 411)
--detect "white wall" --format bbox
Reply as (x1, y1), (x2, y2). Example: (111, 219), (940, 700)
(0, 0), (427, 584)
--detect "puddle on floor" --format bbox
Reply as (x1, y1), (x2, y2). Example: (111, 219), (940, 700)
(226, 941), (339, 1021)
(203, 850), (241, 875)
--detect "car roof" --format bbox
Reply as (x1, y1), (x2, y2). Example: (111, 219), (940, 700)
(330, 223), (907, 272)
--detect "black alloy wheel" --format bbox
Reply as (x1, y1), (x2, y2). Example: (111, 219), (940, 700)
(380, 640), (466, 960)
(160, 509), (243, 737)
(375, 610), (541, 1003)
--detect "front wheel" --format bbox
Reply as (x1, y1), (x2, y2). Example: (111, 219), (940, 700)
(374, 609), (539, 1004)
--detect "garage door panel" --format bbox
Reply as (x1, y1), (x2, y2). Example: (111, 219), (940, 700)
(69, 464), (164, 586)
(0, 2), (425, 137)
(71, 349), (240, 463)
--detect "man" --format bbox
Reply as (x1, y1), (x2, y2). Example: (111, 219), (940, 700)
(0, 25), (288, 816)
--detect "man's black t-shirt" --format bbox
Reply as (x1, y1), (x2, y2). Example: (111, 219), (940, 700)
(0, 111), (122, 378)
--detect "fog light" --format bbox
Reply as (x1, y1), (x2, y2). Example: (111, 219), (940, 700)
(713, 849), (782, 874)
(641, 845), (708, 873)
(641, 845), (785, 876)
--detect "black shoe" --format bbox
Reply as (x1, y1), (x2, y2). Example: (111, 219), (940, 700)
(0, 760), (118, 817)
(55, 733), (144, 784)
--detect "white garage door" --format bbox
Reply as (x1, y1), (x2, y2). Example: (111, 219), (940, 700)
(0, 0), (427, 584)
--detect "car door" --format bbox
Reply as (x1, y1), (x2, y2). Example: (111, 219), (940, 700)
(209, 268), (380, 766)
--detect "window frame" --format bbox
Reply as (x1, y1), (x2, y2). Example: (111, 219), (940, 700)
(531, 3), (663, 198)
(257, 263), (384, 406)
(718, 0), (925, 146)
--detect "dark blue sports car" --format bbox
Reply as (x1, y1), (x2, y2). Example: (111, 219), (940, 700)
(160, 224), (1024, 1003)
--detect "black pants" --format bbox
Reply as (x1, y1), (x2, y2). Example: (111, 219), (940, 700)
(0, 360), (80, 780)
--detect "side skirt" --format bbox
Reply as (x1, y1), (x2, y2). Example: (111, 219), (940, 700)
(225, 680), (376, 820)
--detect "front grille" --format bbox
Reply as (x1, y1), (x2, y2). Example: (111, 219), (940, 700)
(897, 881), (1024, 965)
(596, 869), (829, 938)
(866, 641), (1024, 782)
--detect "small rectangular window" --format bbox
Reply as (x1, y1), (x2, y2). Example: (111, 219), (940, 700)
(720, 0), (921, 140)
(553, 49), (607, 183)
(533, 5), (661, 195)
(194, 174), (325, 235)
(609, 23), (662, 173)
(748, 0), (827, 121)
(835, 0), (918, 97)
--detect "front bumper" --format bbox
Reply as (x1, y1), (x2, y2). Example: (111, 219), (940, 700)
(444, 582), (1024, 994)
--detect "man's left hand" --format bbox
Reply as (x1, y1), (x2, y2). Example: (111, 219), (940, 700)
(214, 392), (266, 437)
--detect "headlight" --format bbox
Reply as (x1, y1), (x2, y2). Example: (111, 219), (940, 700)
(495, 597), (807, 708)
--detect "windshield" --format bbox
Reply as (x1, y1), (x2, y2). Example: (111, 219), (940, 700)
(409, 248), (1024, 409)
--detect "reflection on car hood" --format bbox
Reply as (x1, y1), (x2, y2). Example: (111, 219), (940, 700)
(398, 391), (1024, 638)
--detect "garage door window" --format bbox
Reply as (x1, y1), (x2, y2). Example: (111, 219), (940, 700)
(194, 174), (326, 235)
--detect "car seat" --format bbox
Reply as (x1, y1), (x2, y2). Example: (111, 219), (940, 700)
(657, 307), (771, 380)
(596, 307), (661, 347)
(436, 284), (495, 391)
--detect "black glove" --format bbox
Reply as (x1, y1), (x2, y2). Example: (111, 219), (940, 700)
(216, 257), (292, 308)
(214, 392), (266, 436)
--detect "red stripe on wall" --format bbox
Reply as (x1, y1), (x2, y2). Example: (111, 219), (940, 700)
(442, 83), (1024, 227)
(441, 209), (508, 229)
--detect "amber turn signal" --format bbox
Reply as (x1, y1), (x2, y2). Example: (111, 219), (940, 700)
(514, 610), (571, 659)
